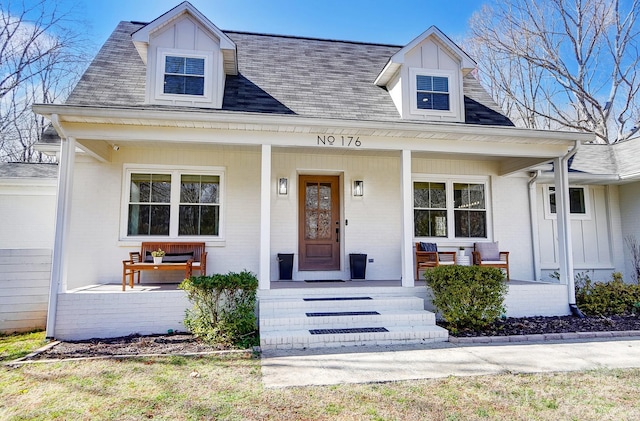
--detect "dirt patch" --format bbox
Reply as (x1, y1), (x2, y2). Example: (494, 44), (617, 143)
(445, 314), (640, 337)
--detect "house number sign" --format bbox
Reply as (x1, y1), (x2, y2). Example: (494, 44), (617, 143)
(316, 135), (362, 147)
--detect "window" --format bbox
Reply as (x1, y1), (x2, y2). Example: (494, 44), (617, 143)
(163, 56), (205, 96)
(546, 186), (589, 219)
(409, 68), (458, 118)
(124, 166), (223, 239)
(416, 75), (449, 111)
(414, 182), (447, 237)
(414, 179), (488, 239)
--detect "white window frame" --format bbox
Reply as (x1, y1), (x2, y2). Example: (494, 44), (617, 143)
(543, 184), (591, 220)
(155, 48), (214, 103)
(120, 164), (225, 241)
(413, 175), (492, 242)
(409, 68), (458, 118)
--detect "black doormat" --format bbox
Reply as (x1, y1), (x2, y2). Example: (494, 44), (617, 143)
(304, 279), (345, 283)
(303, 297), (372, 301)
(306, 311), (380, 317)
(309, 327), (389, 335)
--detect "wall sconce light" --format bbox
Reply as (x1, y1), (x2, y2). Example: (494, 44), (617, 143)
(278, 177), (288, 195)
(353, 180), (364, 196)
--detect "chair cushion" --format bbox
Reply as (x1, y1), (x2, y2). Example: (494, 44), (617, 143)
(475, 242), (500, 260)
(481, 260), (505, 265)
(419, 242), (438, 252)
(439, 261), (456, 265)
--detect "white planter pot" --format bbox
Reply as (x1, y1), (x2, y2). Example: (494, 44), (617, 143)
(153, 256), (163, 264)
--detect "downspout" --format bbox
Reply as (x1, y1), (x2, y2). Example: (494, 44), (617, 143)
(528, 170), (541, 281)
(558, 141), (585, 318)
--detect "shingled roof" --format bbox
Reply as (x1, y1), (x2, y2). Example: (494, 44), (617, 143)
(66, 21), (513, 127)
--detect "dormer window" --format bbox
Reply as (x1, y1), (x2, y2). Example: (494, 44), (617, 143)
(410, 69), (457, 117)
(164, 56), (205, 96)
(416, 75), (449, 111)
(155, 48), (213, 103)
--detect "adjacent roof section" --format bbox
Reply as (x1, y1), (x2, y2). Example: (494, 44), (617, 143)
(65, 21), (513, 127)
(0, 162), (58, 179)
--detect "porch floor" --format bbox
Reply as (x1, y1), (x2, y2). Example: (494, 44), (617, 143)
(68, 279), (545, 293)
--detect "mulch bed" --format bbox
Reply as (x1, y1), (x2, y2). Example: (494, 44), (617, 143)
(23, 315), (640, 360)
(442, 314), (640, 337)
(27, 333), (229, 360)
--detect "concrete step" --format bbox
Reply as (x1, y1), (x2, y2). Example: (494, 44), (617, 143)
(260, 325), (449, 350)
(260, 309), (436, 330)
(258, 295), (425, 316)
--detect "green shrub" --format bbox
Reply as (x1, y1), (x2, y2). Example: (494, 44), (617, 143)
(425, 265), (507, 334)
(179, 270), (258, 348)
(575, 272), (640, 316)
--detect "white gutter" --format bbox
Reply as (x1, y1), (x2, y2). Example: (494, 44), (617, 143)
(528, 170), (541, 281)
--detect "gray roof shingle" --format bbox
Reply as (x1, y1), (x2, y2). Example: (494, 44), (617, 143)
(0, 162), (58, 179)
(66, 21), (513, 127)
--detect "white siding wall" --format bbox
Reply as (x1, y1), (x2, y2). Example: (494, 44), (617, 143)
(0, 183), (56, 249)
(64, 145), (261, 290)
(619, 181), (640, 282)
(492, 175), (535, 281)
(0, 249), (51, 333)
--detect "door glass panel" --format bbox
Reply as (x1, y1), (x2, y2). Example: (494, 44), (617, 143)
(305, 182), (332, 240)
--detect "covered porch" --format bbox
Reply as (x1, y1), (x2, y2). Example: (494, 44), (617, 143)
(51, 279), (570, 341)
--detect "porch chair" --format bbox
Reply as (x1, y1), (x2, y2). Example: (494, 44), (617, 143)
(415, 242), (457, 280)
(124, 251), (142, 285)
(472, 242), (510, 280)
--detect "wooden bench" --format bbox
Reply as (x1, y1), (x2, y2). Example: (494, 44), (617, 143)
(122, 242), (207, 290)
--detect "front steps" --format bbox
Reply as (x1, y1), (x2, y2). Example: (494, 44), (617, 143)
(259, 287), (448, 350)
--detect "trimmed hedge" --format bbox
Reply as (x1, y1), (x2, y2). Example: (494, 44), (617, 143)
(179, 270), (258, 347)
(575, 272), (640, 316)
(425, 265), (507, 334)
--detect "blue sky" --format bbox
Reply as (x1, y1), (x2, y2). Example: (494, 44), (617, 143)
(62, 0), (484, 48)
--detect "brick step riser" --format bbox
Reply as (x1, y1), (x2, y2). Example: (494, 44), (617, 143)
(260, 329), (448, 350)
(260, 314), (436, 330)
(258, 298), (425, 314)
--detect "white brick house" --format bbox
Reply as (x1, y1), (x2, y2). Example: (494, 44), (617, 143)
(33, 2), (639, 345)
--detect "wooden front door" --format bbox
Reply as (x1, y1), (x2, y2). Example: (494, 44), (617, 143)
(298, 175), (340, 271)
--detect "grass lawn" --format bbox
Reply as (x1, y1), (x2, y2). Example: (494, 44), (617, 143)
(1, 332), (640, 420)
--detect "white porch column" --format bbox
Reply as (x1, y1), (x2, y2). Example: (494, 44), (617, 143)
(553, 155), (576, 303)
(400, 149), (414, 287)
(259, 144), (272, 290)
(46, 134), (75, 338)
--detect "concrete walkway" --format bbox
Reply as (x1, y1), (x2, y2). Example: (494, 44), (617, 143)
(261, 337), (640, 388)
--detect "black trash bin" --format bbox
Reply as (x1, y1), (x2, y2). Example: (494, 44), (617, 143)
(349, 253), (367, 279)
(277, 253), (294, 280)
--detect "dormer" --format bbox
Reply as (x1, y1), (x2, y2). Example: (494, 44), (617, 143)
(131, 1), (237, 109)
(375, 26), (475, 122)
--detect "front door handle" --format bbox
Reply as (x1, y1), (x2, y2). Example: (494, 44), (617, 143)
(336, 227), (340, 243)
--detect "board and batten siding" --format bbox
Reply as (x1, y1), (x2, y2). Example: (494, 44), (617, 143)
(0, 249), (51, 333)
(619, 181), (640, 282)
(537, 184), (620, 280)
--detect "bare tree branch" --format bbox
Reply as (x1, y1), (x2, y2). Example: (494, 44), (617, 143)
(0, 0), (92, 162)
(467, 0), (640, 144)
